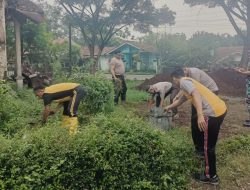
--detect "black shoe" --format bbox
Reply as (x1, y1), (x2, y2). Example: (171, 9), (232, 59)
(194, 173), (219, 185)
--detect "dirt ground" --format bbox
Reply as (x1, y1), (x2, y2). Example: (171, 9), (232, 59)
(134, 96), (250, 140)
(137, 68), (247, 97)
(132, 96), (250, 190)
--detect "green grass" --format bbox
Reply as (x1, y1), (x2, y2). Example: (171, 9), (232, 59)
(126, 80), (149, 103)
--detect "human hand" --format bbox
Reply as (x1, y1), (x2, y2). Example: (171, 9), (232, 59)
(234, 67), (245, 73)
(197, 115), (207, 132)
(164, 106), (171, 112)
(173, 96), (179, 102)
(49, 110), (55, 115)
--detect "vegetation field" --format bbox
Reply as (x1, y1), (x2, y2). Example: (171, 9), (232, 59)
(0, 79), (249, 189)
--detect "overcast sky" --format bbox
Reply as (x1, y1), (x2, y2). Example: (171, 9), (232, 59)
(43, 0), (245, 39)
(155, 0), (245, 38)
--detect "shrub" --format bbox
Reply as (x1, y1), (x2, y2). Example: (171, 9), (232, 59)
(70, 73), (114, 116)
(0, 111), (195, 189)
(217, 134), (250, 164)
(0, 83), (44, 137)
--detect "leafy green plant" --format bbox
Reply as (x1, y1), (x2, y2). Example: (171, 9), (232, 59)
(70, 73), (114, 115)
(0, 111), (195, 189)
(0, 84), (43, 137)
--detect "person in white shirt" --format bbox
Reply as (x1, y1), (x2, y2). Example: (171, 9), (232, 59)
(146, 82), (177, 112)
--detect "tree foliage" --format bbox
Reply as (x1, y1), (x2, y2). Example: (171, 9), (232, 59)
(143, 31), (242, 69)
(56, 0), (175, 71)
(184, 0), (250, 68)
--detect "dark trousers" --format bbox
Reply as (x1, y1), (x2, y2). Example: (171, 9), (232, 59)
(113, 75), (127, 104)
(191, 112), (226, 177)
(63, 86), (85, 117)
(155, 87), (179, 114)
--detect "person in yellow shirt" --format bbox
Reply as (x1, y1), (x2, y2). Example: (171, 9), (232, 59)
(165, 69), (227, 185)
(34, 83), (86, 134)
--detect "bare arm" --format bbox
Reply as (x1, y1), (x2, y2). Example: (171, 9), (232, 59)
(42, 105), (51, 124)
(159, 91), (165, 108)
(160, 98), (164, 108)
(173, 90), (184, 102)
(110, 64), (117, 79)
(191, 89), (206, 131)
(164, 95), (187, 112)
(147, 98), (155, 110)
(234, 67), (250, 75)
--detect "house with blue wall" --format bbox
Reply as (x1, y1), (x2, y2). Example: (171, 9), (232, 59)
(81, 41), (158, 72)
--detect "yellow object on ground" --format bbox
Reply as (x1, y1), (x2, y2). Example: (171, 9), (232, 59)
(61, 115), (78, 135)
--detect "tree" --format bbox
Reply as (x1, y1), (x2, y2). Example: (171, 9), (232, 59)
(187, 32), (239, 68)
(189, 31), (243, 48)
(184, 0), (250, 69)
(142, 31), (242, 70)
(57, 0), (175, 72)
(143, 33), (189, 70)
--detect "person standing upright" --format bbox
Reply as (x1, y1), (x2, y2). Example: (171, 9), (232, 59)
(110, 52), (127, 105)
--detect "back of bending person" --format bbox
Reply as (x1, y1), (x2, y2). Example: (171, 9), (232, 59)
(146, 82), (178, 114)
(165, 69), (227, 185)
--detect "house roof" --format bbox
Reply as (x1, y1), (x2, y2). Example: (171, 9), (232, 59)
(214, 46), (243, 63)
(8, 0), (44, 23)
(81, 41), (156, 58)
(81, 46), (116, 58)
(105, 41), (156, 55)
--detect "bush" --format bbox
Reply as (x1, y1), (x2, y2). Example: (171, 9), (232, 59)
(217, 134), (250, 164)
(0, 111), (195, 189)
(0, 83), (44, 137)
(70, 73), (114, 116)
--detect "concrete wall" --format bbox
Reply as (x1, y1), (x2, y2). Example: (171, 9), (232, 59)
(99, 56), (111, 71)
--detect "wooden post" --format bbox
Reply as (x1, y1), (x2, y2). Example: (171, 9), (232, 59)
(68, 23), (72, 75)
(0, 0), (7, 79)
(14, 18), (23, 88)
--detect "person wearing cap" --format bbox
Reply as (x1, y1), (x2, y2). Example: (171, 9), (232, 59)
(110, 52), (127, 105)
(146, 82), (177, 113)
(34, 83), (86, 134)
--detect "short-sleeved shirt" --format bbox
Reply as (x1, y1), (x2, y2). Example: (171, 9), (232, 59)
(180, 77), (226, 117)
(110, 57), (125, 75)
(188, 68), (219, 92)
(150, 82), (172, 100)
(43, 83), (80, 106)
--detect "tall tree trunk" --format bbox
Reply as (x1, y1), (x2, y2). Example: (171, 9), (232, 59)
(14, 18), (23, 88)
(240, 0), (250, 69)
(88, 44), (96, 74)
(0, 0), (7, 79)
(94, 46), (104, 72)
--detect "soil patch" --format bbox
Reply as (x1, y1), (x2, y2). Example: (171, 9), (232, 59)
(137, 68), (246, 97)
(209, 68), (246, 97)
